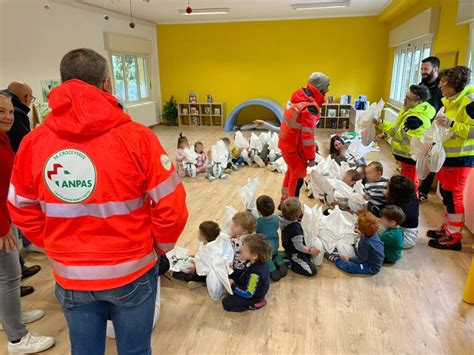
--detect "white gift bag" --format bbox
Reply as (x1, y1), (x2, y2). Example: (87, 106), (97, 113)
(166, 247), (194, 273)
(268, 132), (280, 154)
(211, 140), (229, 167)
(274, 157), (288, 173)
(428, 120), (452, 173)
(310, 170), (335, 204)
(259, 131), (271, 146)
(239, 178), (260, 217)
(335, 240), (356, 259)
(183, 148), (198, 165)
(194, 235), (234, 300)
(106, 277), (161, 339)
(347, 136), (376, 160)
(234, 131), (250, 149)
(249, 133), (263, 153)
(410, 137), (431, 179)
(318, 206), (357, 254)
(358, 99), (385, 145)
(222, 206), (238, 236)
(301, 205), (324, 266)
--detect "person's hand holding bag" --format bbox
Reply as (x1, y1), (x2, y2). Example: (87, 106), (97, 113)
(0, 227), (16, 252)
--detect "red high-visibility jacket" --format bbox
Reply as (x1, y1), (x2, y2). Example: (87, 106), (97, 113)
(7, 80), (188, 291)
(278, 84), (325, 161)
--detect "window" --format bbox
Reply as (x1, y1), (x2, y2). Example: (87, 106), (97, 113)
(389, 36), (433, 105)
(111, 53), (150, 103)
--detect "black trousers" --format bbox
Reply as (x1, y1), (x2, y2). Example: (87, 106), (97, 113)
(173, 272), (206, 283)
(419, 172), (436, 195)
(222, 295), (263, 312)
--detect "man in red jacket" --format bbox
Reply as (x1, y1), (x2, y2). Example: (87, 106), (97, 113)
(278, 72), (329, 202)
(8, 49), (188, 354)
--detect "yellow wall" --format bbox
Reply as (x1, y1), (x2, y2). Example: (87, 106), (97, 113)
(157, 17), (389, 116)
(382, 0), (470, 99)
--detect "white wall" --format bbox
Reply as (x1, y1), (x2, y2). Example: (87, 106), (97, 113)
(0, 0), (161, 125)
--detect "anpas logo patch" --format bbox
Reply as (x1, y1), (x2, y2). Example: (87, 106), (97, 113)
(160, 154), (172, 171)
(44, 149), (96, 203)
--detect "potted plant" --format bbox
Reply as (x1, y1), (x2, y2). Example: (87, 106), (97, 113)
(161, 95), (178, 126)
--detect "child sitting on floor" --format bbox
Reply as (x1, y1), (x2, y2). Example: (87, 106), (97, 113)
(230, 211), (257, 270)
(379, 206), (405, 264)
(194, 141), (207, 174)
(222, 234), (271, 312)
(256, 195), (288, 282)
(364, 161), (388, 217)
(280, 198), (320, 277)
(221, 137), (238, 172)
(325, 211), (384, 275)
(175, 133), (190, 178)
(172, 221), (221, 288)
(205, 149), (228, 181)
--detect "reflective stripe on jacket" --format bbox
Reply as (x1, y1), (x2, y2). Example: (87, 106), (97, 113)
(379, 102), (434, 159)
(278, 84), (324, 160)
(7, 80), (188, 291)
(442, 86), (474, 159)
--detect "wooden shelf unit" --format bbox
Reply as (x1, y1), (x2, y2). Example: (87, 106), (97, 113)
(317, 103), (355, 130)
(178, 102), (225, 127)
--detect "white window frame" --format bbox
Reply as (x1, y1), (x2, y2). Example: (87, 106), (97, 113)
(110, 51), (151, 104)
(389, 35), (434, 107)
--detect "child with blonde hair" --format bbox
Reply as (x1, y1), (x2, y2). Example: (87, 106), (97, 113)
(230, 211), (257, 270)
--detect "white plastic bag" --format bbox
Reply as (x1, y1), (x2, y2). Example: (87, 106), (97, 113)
(329, 178), (366, 213)
(194, 235), (234, 300)
(211, 140), (229, 167)
(273, 157), (287, 173)
(166, 247), (194, 273)
(410, 137), (431, 179)
(268, 132), (280, 154)
(249, 132), (263, 153)
(239, 178), (260, 217)
(183, 148), (198, 165)
(335, 240), (356, 259)
(222, 206), (237, 236)
(347, 136), (376, 160)
(185, 163), (197, 178)
(358, 99), (385, 145)
(106, 278), (161, 339)
(310, 170), (335, 204)
(234, 131), (249, 149)
(301, 205), (324, 265)
(318, 206), (357, 254)
(428, 119), (452, 173)
(259, 131), (271, 146)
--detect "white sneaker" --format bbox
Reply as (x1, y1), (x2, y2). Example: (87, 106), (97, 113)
(8, 332), (55, 354)
(254, 156), (265, 168)
(24, 244), (44, 254)
(207, 175), (217, 181)
(219, 174), (229, 179)
(0, 310), (44, 330)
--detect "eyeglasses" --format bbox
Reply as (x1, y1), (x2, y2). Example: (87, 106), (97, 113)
(30, 95), (36, 103)
(404, 94), (420, 102)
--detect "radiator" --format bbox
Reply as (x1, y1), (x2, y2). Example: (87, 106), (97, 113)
(124, 102), (158, 127)
(383, 107), (399, 125)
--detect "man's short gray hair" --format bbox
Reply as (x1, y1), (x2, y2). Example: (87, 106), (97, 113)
(308, 72), (330, 92)
(60, 48), (109, 88)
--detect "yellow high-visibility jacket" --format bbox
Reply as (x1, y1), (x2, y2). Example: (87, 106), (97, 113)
(379, 102), (435, 161)
(442, 86), (474, 161)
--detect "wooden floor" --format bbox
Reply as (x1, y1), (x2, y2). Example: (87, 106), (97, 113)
(1, 126), (473, 354)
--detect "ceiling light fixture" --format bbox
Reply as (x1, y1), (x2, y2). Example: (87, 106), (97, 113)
(179, 8), (230, 16)
(291, 1), (350, 11)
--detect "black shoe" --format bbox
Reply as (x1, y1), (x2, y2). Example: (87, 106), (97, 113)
(428, 236), (462, 251)
(172, 272), (189, 281)
(419, 193), (428, 204)
(270, 269), (282, 282)
(22, 265), (41, 280)
(20, 286), (34, 297)
(324, 252), (339, 263)
(427, 226), (446, 239)
(277, 263), (288, 278)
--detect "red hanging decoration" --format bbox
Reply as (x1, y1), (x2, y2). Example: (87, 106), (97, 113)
(186, 0), (192, 14)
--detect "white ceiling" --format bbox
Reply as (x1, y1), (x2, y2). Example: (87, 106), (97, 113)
(61, 0), (392, 24)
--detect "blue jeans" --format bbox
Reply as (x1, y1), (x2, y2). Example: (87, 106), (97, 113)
(335, 259), (375, 275)
(55, 266), (158, 355)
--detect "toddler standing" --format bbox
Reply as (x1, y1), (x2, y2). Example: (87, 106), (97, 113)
(230, 211), (257, 270)
(175, 133), (189, 178)
(222, 234), (271, 312)
(256, 195), (287, 282)
(280, 198), (319, 277)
